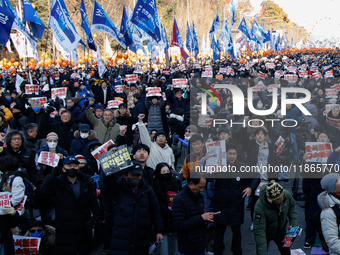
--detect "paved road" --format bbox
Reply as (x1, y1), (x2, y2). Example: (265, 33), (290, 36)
(92, 178), (314, 255)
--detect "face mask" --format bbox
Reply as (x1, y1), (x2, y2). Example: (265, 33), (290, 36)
(65, 168), (78, 177)
(80, 133), (89, 139)
(66, 105), (73, 110)
(32, 106), (40, 112)
(257, 103), (263, 108)
(127, 177), (141, 187)
(254, 97), (259, 100)
(160, 173), (171, 182)
(48, 142), (57, 149)
(89, 103), (93, 106)
(30, 231), (44, 238)
(6, 97), (11, 101)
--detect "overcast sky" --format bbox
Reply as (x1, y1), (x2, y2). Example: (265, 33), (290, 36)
(249, 0), (338, 40)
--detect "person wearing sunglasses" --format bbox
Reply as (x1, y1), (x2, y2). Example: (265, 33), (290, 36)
(26, 221), (55, 255)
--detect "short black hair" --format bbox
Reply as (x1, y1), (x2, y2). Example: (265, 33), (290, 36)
(133, 93), (141, 100)
(226, 143), (238, 152)
(4, 130), (25, 145)
(29, 221), (46, 230)
(119, 103), (127, 109)
(317, 131), (329, 139)
(0, 155), (19, 173)
(190, 134), (204, 144)
(23, 123), (38, 133)
(187, 175), (205, 185)
(254, 127), (267, 137)
(132, 143), (150, 155)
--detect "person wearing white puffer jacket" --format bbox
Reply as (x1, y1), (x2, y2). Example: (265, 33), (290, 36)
(318, 173), (340, 255)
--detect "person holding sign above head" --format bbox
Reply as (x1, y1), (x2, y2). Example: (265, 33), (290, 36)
(166, 85), (190, 113)
(102, 160), (164, 254)
(40, 156), (101, 255)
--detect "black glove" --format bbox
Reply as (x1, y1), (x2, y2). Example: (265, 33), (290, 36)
(172, 134), (179, 145)
(83, 99), (89, 108)
(55, 96), (59, 102)
(45, 106), (55, 115)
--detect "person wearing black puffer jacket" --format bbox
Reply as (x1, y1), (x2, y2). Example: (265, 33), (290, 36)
(168, 108), (188, 139)
(153, 162), (182, 254)
(172, 176), (216, 255)
(102, 161), (164, 255)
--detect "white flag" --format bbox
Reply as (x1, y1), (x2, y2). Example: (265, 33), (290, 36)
(6, 40), (12, 53)
(105, 36), (113, 58)
(15, 74), (24, 94)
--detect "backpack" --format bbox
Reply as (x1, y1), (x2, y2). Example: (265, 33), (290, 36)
(314, 205), (340, 253)
(7, 175), (35, 209)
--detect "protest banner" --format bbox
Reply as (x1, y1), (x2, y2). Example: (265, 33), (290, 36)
(299, 64), (307, 70)
(275, 136), (285, 156)
(133, 69), (144, 74)
(125, 74), (138, 84)
(146, 87), (161, 97)
(325, 70), (334, 78)
(51, 87), (67, 99)
(70, 73), (81, 79)
(53, 70), (60, 80)
(325, 88), (337, 98)
(201, 71), (213, 78)
(252, 83), (264, 91)
(114, 97), (124, 103)
(267, 84), (279, 93)
(205, 118), (213, 128)
(299, 70), (308, 78)
(227, 68), (234, 75)
(179, 64), (186, 71)
(305, 142), (333, 163)
(284, 74), (298, 82)
(331, 83), (340, 91)
(288, 66), (297, 72)
(91, 140), (115, 160)
(219, 67), (227, 73)
(107, 100), (120, 109)
(312, 72), (322, 78)
(326, 104), (340, 113)
(311, 66), (318, 72)
(0, 192), (11, 215)
(98, 145), (132, 176)
(29, 97), (47, 106)
(245, 63), (250, 70)
(25, 85), (39, 95)
(323, 65), (331, 71)
(193, 63), (201, 69)
(114, 85), (124, 93)
(162, 69), (170, 75)
(275, 70), (283, 78)
(172, 78), (187, 88)
(258, 72), (266, 79)
(190, 73), (195, 77)
(205, 140), (227, 171)
(266, 62), (274, 69)
(37, 152), (60, 167)
(326, 115), (340, 128)
(205, 65), (212, 71)
(13, 235), (41, 255)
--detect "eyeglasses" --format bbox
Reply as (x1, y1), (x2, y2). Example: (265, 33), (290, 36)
(11, 137), (22, 141)
(185, 130), (191, 133)
(29, 228), (43, 233)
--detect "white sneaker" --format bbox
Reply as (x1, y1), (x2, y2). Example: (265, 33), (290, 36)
(250, 223), (253, 231)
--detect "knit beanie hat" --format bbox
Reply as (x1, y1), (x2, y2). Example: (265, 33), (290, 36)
(265, 182), (284, 203)
(46, 132), (58, 141)
(321, 173), (340, 194)
(75, 155), (87, 164)
(153, 131), (167, 141)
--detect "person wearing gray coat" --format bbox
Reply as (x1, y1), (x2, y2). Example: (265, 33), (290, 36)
(145, 96), (164, 134)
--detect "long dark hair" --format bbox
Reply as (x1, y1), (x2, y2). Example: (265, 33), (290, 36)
(154, 162), (171, 178)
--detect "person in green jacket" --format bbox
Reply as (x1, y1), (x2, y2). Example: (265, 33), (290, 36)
(253, 182), (298, 255)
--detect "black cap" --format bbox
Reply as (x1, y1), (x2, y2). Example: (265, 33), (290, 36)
(124, 161), (143, 175)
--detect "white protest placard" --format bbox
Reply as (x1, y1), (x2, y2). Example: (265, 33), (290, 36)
(219, 68), (227, 73)
(326, 104), (340, 113)
(205, 140), (227, 171)
(252, 83), (264, 91)
(201, 71), (213, 78)
(311, 66), (318, 72)
(29, 97), (47, 106)
(25, 85), (39, 95)
(107, 100), (121, 109)
(284, 74), (298, 82)
(179, 64), (186, 71)
(300, 64), (307, 70)
(114, 97), (124, 103)
(37, 152), (60, 167)
(53, 70), (60, 80)
(193, 63), (201, 69)
(325, 71), (334, 78)
(205, 118), (213, 128)
(267, 84), (279, 93)
(125, 74), (138, 84)
(245, 63), (250, 70)
(288, 66), (297, 72)
(205, 65), (212, 71)
(51, 87), (67, 99)
(15, 74), (24, 94)
(305, 142), (332, 163)
(146, 87), (161, 97)
(172, 78), (187, 88)
(115, 85), (124, 93)
(258, 72), (266, 79)
(323, 65), (331, 71)
(275, 136), (285, 156)
(266, 62), (274, 69)
(325, 88), (337, 98)
(162, 92), (166, 101)
(227, 68), (234, 75)
(299, 71), (308, 78)
(327, 115), (340, 129)
(0, 192), (11, 215)
(331, 83), (340, 91)
(133, 69), (144, 74)
(162, 69), (170, 75)
(275, 70), (283, 78)
(13, 235), (41, 255)
(91, 140), (115, 160)
(71, 73), (81, 79)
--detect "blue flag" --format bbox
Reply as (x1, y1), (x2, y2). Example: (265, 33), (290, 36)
(159, 24), (169, 53)
(220, 18), (230, 51)
(131, 0), (161, 43)
(186, 22), (193, 53)
(238, 17), (251, 40)
(228, 32), (235, 58)
(80, 0), (96, 51)
(192, 22), (199, 57)
(2, 0), (37, 49)
(50, 0), (81, 53)
(251, 20), (264, 42)
(230, 0), (236, 28)
(91, 1), (126, 49)
(120, 7), (133, 49)
(263, 30), (271, 43)
(209, 11), (220, 38)
(22, 0), (45, 39)
(0, 5), (15, 45)
(211, 35), (220, 61)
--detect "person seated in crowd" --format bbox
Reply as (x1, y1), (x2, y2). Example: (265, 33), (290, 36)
(25, 221), (55, 255)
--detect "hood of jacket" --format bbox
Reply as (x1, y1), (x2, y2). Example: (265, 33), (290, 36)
(73, 130), (97, 140)
(114, 109), (131, 118)
(318, 190), (340, 210)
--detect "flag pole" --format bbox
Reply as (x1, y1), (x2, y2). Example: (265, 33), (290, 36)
(2, 45), (6, 92)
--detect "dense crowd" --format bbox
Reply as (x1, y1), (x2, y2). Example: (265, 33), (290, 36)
(1, 49), (340, 255)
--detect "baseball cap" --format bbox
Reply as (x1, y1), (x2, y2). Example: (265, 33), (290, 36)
(63, 156), (80, 166)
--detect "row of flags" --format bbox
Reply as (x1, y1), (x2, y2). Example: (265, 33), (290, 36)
(0, 0), (320, 70)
